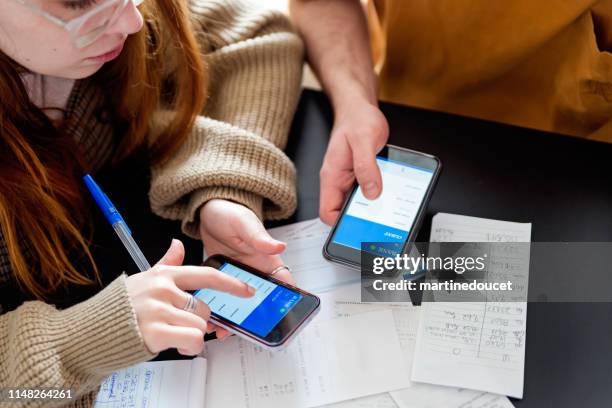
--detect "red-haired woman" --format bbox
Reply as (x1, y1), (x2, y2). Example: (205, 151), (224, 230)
(0, 0), (302, 405)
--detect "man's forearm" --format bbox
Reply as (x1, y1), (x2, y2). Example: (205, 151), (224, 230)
(289, 0), (378, 112)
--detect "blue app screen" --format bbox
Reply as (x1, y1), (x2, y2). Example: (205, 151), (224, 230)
(332, 157), (434, 251)
(193, 263), (302, 337)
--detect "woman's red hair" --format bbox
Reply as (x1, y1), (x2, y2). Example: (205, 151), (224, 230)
(0, 0), (207, 299)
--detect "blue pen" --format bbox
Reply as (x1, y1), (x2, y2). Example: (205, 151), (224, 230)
(83, 174), (152, 272)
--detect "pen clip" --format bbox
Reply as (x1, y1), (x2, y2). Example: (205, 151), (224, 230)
(83, 174), (132, 235)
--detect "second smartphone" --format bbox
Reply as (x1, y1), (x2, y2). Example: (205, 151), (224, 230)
(194, 255), (320, 350)
(323, 144), (441, 269)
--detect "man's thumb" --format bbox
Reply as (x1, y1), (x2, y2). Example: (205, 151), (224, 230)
(156, 239), (185, 266)
(354, 154), (383, 200)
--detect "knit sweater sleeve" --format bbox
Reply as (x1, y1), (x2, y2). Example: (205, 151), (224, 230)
(0, 275), (155, 407)
(148, 0), (304, 239)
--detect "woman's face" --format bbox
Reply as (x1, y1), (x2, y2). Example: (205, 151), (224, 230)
(0, 0), (144, 79)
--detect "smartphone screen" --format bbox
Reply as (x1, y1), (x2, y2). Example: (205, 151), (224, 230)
(325, 146), (440, 266)
(332, 157), (434, 249)
(193, 262), (303, 338)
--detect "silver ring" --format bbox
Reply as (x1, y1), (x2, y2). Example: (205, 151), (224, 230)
(270, 265), (291, 276)
(182, 293), (197, 314)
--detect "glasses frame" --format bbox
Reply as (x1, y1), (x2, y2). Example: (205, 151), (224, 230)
(14, 0), (144, 48)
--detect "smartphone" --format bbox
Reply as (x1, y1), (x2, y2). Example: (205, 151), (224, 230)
(194, 255), (320, 350)
(323, 144), (441, 269)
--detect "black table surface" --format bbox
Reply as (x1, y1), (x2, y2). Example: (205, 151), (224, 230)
(281, 89), (612, 407)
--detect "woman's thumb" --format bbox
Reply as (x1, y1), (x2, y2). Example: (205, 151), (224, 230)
(156, 239), (185, 266)
(240, 212), (286, 255)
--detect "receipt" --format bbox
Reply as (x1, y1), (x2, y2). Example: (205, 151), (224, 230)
(411, 213), (531, 398)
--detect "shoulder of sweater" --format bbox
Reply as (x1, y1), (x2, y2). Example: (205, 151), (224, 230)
(187, 0), (296, 52)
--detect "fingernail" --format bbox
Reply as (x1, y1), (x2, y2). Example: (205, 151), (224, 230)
(363, 182), (378, 197)
(267, 237), (283, 246)
(246, 284), (256, 295)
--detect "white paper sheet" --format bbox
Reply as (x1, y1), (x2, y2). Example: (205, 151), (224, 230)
(94, 357), (206, 408)
(320, 284), (514, 408)
(323, 283), (422, 370)
(289, 284), (403, 408)
(268, 218), (330, 243)
(391, 384), (514, 408)
(411, 213), (531, 399)
(322, 393), (399, 408)
(269, 219), (361, 293)
(204, 309), (410, 408)
(268, 219), (516, 407)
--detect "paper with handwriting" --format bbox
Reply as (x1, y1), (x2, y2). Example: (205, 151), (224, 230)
(321, 283), (514, 408)
(204, 309), (410, 408)
(94, 358), (206, 408)
(411, 213), (531, 398)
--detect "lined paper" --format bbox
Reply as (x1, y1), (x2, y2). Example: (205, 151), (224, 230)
(94, 358), (206, 408)
(411, 213), (531, 398)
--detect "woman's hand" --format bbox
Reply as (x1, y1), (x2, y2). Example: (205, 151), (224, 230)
(199, 199), (295, 339)
(199, 199), (293, 282)
(125, 239), (255, 356)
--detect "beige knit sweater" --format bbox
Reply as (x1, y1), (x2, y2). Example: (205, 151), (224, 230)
(0, 0), (303, 406)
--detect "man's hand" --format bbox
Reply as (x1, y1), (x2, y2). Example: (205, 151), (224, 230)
(319, 99), (389, 225)
(290, 0), (386, 225)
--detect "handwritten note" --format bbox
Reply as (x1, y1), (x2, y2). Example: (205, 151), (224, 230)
(411, 213), (531, 398)
(94, 358), (206, 408)
(204, 309), (410, 408)
(264, 218), (518, 407)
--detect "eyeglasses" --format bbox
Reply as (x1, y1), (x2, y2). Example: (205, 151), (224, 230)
(15, 0), (144, 49)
